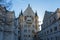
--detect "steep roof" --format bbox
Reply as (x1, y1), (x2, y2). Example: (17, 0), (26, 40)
(43, 11), (54, 21)
(23, 4), (35, 16)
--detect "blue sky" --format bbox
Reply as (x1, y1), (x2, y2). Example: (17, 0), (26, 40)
(12, 0), (60, 25)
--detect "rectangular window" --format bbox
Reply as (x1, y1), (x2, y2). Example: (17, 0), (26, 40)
(24, 30), (27, 32)
(47, 30), (49, 34)
(51, 37), (53, 40)
(50, 29), (52, 32)
(54, 27), (57, 31)
(24, 38), (27, 40)
(24, 24), (27, 27)
(44, 32), (46, 35)
(24, 35), (27, 37)
(56, 36), (57, 40)
(28, 30), (30, 32)
(28, 35), (30, 37)
(47, 38), (49, 40)
(28, 24), (31, 28)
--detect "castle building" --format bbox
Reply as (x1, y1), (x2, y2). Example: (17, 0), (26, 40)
(0, 4), (39, 40)
(0, 5), (18, 40)
(18, 4), (39, 40)
(38, 8), (60, 40)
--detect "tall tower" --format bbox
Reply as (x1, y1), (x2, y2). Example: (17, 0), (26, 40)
(35, 11), (39, 32)
(18, 10), (24, 40)
(18, 4), (39, 40)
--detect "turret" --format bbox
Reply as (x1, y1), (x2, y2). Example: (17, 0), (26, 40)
(19, 10), (24, 23)
(55, 8), (60, 13)
(19, 10), (23, 16)
(35, 11), (39, 32)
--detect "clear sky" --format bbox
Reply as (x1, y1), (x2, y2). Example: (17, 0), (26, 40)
(11, 0), (60, 30)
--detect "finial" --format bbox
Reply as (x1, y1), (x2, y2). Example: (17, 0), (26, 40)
(28, 4), (30, 7)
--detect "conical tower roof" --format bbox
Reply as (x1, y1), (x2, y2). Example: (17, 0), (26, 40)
(35, 11), (38, 16)
(19, 10), (23, 16)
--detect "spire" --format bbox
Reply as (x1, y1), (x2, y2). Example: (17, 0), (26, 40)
(19, 10), (23, 16)
(35, 11), (38, 16)
(21, 10), (23, 15)
(28, 4), (30, 7)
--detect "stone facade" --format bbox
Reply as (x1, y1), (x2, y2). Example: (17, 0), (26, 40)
(37, 8), (60, 40)
(0, 4), (39, 40)
(0, 5), (18, 40)
(18, 4), (39, 40)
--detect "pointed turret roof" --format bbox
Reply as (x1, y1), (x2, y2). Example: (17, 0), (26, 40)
(19, 10), (23, 16)
(55, 8), (60, 13)
(0, 5), (7, 11)
(43, 11), (54, 22)
(21, 10), (23, 15)
(35, 11), (38, 16)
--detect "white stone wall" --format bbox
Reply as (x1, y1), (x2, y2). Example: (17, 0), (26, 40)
(40, 10), (60, 40)
(20, 5), (37, 40)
